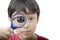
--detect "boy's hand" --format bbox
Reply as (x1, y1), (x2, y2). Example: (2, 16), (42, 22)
(0, 27), (14, 40)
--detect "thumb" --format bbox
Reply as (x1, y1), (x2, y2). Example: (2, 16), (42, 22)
(7, 27), (14, 34)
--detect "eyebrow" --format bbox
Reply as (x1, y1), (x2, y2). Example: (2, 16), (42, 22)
(12, 16), (23, 19)
(19, 7), (35, 14)
(12, 12), (25, 17)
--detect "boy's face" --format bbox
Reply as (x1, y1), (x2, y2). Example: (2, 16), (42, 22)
(9, 9), (38, 38)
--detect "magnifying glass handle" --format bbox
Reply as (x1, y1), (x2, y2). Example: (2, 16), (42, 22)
(11, 23), (17, 30)
(11, 24), (17, 34)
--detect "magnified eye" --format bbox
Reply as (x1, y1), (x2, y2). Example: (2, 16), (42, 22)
(13, 16), (25, 23)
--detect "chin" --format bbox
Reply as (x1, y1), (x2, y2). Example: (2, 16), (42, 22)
(21, 33), (32, 38)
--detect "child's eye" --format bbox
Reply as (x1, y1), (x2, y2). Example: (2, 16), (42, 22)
(13, 16), (25, 23)
(29, 17), (34, 21)
(30, 18), (33, 20)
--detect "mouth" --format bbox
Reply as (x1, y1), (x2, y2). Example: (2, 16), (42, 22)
(21, 31), (31, 35)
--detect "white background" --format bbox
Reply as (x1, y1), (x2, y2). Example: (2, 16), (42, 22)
(0, 0), (60, 40)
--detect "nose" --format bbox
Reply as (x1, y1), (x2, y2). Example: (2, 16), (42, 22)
(23, 20), (29, 28)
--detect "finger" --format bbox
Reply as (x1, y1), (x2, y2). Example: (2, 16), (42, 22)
(7, 27), (14, 33)
(2, 30), (12, 37)
(0, 32), (9, 40)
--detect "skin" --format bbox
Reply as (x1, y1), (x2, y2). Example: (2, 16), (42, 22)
(0, 8), (39, 40)
(13, 12), (37, 40)
(0, 28), (14, 40)
(11, 8), (38, 40)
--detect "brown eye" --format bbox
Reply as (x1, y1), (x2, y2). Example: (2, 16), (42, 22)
(30, 18), (33, 20)
(13, 16), (25, 23)
(17, 16), (25, 23)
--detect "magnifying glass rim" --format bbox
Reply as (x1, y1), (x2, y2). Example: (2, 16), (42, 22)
(11, 12), (27, 29)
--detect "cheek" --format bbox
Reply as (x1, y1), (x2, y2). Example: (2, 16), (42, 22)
(29, 21), (37, 32)
(16, 28), (23, 34)
(15, 19), (37, 34)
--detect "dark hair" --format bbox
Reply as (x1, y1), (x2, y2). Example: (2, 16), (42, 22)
(8, 0), (40, 19)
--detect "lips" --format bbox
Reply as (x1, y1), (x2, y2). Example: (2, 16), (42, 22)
(21, 31), (31, 35)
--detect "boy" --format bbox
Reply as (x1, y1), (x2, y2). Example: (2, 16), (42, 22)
(0, 0), (48, 40)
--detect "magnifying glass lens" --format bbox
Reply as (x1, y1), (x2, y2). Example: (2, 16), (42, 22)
(11, 12), (27, 29)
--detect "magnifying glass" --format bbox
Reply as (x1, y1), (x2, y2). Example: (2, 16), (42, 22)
(11, 12), (27, 34)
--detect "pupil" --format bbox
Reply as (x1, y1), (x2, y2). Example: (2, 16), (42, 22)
(17, 16), (25, 23)
(30, 18), (32, 20)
